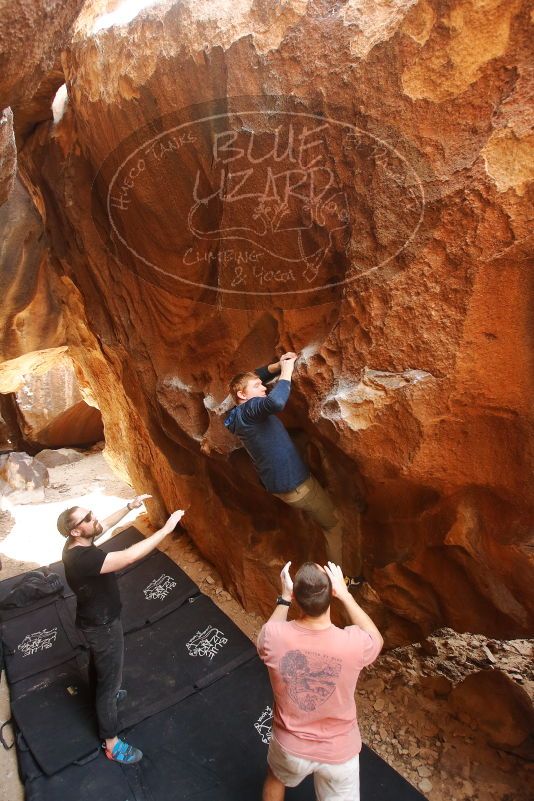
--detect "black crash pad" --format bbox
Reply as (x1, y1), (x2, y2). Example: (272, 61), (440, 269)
(1, 597), (84, 683)
(117, 549), (199, 634)
(8, 653), (89, 705)
(8, 657), (92, 782)
(10, 595), (255, 775)
(126, 656), (426, 801)
(24, 752), (148, 801)
(1, 528), (426, 801)
(119, 593), (256, 727)
(24, 750), (235, 801)
(19, 655), (426, 801)
(125, 654), (312, 801)
(98, 526), (146, 553)
(11, 670), (99, 776)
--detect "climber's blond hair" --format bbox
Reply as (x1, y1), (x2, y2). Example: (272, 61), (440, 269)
(229, 372), (258, 403)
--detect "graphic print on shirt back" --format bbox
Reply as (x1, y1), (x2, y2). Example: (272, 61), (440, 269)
(280, 649), (341, 711)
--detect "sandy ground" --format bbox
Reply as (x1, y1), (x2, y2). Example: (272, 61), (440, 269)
(0, 450), (532, 801)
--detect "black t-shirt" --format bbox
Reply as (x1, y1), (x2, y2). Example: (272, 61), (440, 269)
(62, 543), (121, 627)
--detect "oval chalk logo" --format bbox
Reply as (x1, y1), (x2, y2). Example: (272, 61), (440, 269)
(92, 96), (430, 309)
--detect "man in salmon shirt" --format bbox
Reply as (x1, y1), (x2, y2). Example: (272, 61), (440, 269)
(257, 560), (383, 801)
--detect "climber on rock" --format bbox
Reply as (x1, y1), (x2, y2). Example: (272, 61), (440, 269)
(225, 353), (364, 589)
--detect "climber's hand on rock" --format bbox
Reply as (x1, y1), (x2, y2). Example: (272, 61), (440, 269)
(280, 561), (293, 602)
(163, 509), (185, 534)
(280, 356), (297, 379)
(128, 494), (152, 509)
(280, 352), (298, 362)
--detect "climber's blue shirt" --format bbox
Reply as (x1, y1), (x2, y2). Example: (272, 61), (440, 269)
(224, 366), (310, 494)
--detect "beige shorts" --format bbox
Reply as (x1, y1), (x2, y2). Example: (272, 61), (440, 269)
(268, 736), (360, 801)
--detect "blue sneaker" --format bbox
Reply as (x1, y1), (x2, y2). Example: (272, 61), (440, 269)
(104, 738), (143, 764)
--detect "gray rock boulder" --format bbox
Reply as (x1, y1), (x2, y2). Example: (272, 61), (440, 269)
(34, 447), (84, 468)
(0, 451), (49, 506)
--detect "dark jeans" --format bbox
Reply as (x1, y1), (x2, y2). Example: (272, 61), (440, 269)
(81, 618), (124, 740)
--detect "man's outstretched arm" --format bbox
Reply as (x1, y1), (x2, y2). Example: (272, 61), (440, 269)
(324, 562), (384, 651)
(255, 352), (298, 385)
(100, 510), (185, 573)
(265, 561), (293, 623)
(96, 494), (152, 538)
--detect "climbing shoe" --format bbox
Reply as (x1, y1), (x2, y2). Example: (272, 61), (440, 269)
(104, 738), (143, 764)
(116, 689), (127, 703)
(344, 574), (365, 591)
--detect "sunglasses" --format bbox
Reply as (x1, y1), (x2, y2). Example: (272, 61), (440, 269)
(71, 511), (93, 529)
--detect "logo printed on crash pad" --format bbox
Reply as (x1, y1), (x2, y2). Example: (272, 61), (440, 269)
(254, 705), (273, 743)
(280, 649), (341, 711)
(186, 625), (228, 659)
(17, 628), (58, 657)
(143, 573), (177, 600)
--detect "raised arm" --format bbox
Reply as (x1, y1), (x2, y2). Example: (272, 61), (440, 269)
(243, 356), (298, 422)
(100, 510), (184, 573)
(266, 561), (293, 623)
(324, 562), (384, 651)
(255, 352), (298, 385)
(96, 494), (152, 536)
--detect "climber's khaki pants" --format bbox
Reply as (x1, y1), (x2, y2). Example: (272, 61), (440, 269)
(273, 475), (343, 566)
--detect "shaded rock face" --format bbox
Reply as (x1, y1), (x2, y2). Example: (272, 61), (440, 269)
(13, 358), (104, 448)
(2, 1), (533, 643)
(0, 394), (22, 453)
(0, 108), (16, 207)
(449, 669), (534, 748)
(0, 177), (67, 389)
(35, 399), (104, 448)
(0, 0), (86, 213)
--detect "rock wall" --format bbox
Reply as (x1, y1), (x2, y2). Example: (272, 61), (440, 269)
(14, 358), (82, 435)
(12, 358), (104, 448)
(1, 0), (533, 644)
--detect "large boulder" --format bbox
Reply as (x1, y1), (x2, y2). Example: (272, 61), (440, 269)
(34, 447), (84, 468)
(3, 0), (532, 642)
(35, 400), (104, 448)
(14, 358), (104, 448)
(0, 451), (49, 506)
(449, 669), (534, 748)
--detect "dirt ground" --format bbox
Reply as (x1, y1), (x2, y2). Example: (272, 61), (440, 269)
(0, 450), (532, 801)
